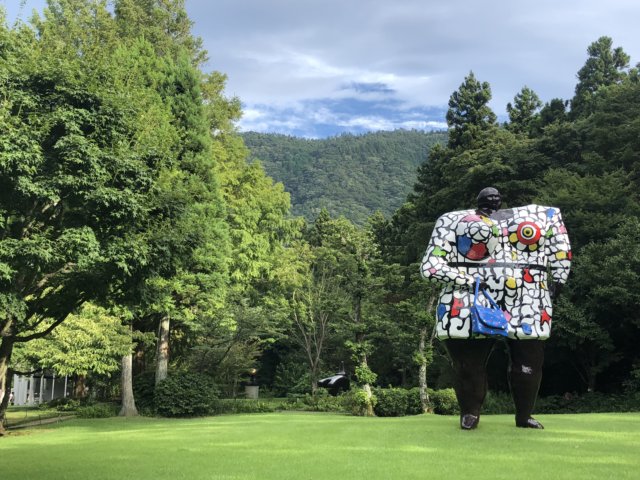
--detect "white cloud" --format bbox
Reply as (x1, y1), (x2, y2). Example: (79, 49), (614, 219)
(4, 0), (640, 136)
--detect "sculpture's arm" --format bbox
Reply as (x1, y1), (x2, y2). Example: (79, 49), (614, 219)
(546, 208), (572, 285)
(420, 214), (475, 288)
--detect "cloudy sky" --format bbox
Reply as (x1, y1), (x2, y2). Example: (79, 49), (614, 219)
(3, 1), (640, 137)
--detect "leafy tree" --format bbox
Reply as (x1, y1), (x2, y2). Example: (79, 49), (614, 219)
(12, 304), (132, 397)
(307, 212), (385, 415)
(0, 4), (178, 432)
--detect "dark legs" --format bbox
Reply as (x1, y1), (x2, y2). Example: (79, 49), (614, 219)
(508, 339), (545, 428)
(443, 339), (495, 428)
(444, 339), (545, 429)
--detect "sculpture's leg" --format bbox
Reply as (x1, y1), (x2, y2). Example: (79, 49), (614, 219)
(443, 339), (496, 429)
(508, 339), (545, 428)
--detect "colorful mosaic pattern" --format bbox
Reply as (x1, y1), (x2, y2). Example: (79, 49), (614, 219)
(420, 205), (571, 340)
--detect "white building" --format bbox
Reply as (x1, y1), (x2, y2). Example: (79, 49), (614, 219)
(11, 372), (71, 406)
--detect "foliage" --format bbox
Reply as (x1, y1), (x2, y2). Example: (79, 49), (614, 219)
(429, 388), (459, 415)
(348, 389), (378, 416)
(215, 399), (276, 414)
(373, 387), (409, 417)
(279, 391), (350, 413)
(536, 392), (640, 414)
(51, 398), (81, 412)
(12, 304), (132, 377)
(153, 372), (219, 417)
(76, 403), (118, 418)
(132, 372), (157, 411)
(481, 392), (515, 414)
(242, 130), (446, 224)
(446, 71), (497, 149)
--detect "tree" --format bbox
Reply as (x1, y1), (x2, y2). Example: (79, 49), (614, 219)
(12, 304), (132, 398)
(0, 4), (178, 432)
(307, 212), (384, 415)
(506, 86), (542, 135)
(571, 36), (630, 117)
(446, 72), (497, 150)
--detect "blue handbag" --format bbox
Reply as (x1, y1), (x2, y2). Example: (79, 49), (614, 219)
(470, 277), (509, 337)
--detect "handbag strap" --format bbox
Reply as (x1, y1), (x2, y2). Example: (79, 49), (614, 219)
(473, 277), (501, 309)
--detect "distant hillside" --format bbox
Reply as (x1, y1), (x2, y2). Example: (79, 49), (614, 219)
(241, 130), (447, 224)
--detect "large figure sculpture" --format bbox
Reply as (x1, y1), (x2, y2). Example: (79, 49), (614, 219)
(420, 187), (571, 429)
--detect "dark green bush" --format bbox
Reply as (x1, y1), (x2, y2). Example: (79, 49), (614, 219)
(343, 389), (377, 416)
(215, 399), (276, 414)
(430, 388), (459, 415)
(154, 373), (219, 417)
(374, 387), (409, 417)
(132, 372), (156, 411)
(536, 392), (640, 414)
(48, 398), (81, 412)
(406, 388), (426, 415)
(76, 403), (117, 418)
(278, 391), (349, 413)
(482, 391), (514, 414)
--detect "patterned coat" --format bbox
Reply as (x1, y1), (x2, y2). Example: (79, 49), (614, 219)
(420, 205), (571, 340)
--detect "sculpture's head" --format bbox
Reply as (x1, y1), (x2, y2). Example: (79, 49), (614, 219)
(476, 187), (502, 213)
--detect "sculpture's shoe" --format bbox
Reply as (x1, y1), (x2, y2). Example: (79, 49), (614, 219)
(516, 417), (544, 429)
(460, 414), (479, 430)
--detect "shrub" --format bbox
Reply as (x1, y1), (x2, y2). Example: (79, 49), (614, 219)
(536, 392), (640, 414)
(154, 373), (219, 417)
(345, 389), (377, 416)
(430, 388), (459, 415)
(406, 388), (426, 415)
(132, 372), (157, 411)
(374, 388), (409, 417)
(482, 391), (514, 414)
(76, 403), (117, 418)
(277, 391), (349, 413)
(52, 398), (81, 412)
(215, 399), (276, 414)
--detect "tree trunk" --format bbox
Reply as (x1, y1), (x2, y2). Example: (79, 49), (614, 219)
(0, 338), (15, 436)
(362, 382), (375, 417)
(155, 316), (170, 385)
(74, 374), (87, 399)
(133, 342), (146, 376)
(119, 354), (138, 417)
(418, 295), (437, 413)
(587, 368), (597, 393)
(418, 326), (432, 413)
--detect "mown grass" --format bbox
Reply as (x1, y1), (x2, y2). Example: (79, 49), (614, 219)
(1, 412), (639, 479)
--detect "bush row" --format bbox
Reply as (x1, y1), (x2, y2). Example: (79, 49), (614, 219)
(47, 373), (640, 419)
(372, 387), (459, 417)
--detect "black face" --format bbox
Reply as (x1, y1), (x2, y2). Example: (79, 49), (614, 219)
(479, 194), (502, 211)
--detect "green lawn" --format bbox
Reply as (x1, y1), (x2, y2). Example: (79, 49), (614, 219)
(1, 412), (639, 479)
(4, 406), (74, 428)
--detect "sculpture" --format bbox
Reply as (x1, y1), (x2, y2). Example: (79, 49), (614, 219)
(420, 187), (571, 429)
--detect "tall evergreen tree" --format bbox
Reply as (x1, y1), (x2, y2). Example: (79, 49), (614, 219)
(571, 36), (630, 118)
(446, 72), (497, 150)
(506, 86), (542, 135)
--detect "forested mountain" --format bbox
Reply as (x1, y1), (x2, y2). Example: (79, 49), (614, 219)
(241, 130), (447, 224)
